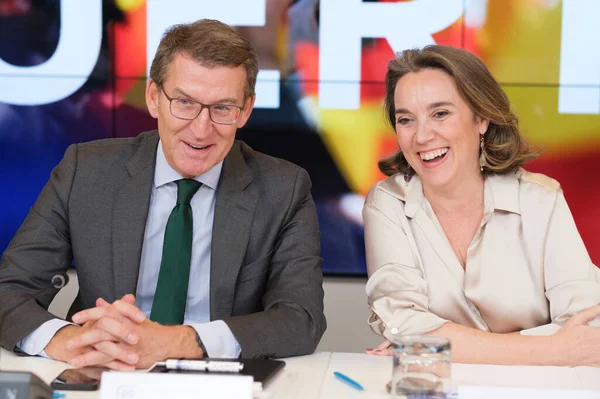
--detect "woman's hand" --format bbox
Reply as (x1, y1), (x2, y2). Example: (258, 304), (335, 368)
(366, 339), (393, 356)
(554, 303), (600, 367)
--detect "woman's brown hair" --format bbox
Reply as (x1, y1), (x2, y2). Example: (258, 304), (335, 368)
(379, 45), (539, 177)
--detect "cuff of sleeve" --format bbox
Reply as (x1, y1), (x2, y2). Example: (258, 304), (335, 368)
(188, 320), (241, 359)
(17, 319), (74, 356)
(379, 313), (449, 340)
(367, 312), (385, 336)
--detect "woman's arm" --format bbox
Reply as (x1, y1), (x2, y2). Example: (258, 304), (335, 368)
(369, 304), (600, 367)
(431, 323), (556, 366)
(541, 188), (600, 324)
(363, 187), (450, 338)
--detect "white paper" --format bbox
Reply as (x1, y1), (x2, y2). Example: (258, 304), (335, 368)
(459, 385), (600, 399)
(100, 371), (254, 399)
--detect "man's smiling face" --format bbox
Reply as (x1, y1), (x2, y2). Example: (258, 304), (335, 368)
(146, 52), (255, 178)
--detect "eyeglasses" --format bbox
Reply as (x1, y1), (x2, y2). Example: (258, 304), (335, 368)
(160, 87), (243, 125)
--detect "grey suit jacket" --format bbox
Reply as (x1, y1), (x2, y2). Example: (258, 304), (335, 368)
(0, 130), (326, 358)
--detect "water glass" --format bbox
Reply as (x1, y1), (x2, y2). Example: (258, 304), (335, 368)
(391, 335), (451, 397)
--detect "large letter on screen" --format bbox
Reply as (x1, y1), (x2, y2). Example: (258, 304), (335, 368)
(559, 0), (600, 114)
(0, 0), (102, 106)
(318, 0), (465, 109)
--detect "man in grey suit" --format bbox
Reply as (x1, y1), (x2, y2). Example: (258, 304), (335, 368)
(0, 19), (325, 370)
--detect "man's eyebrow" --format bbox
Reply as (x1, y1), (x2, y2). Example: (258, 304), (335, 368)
(214, 98), (239, 105)
(172, 87), (196, 99)
(171, 88), (239, 105)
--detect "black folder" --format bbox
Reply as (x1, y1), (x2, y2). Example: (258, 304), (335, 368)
(148, 358), (286, 390)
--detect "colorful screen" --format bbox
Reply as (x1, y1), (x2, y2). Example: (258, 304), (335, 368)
(1, 0), (599, 275)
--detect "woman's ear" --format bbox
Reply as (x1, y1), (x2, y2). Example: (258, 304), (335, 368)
(476, 115), (490, 135)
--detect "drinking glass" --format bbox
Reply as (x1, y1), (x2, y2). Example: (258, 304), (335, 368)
(391, 335), (451, 398)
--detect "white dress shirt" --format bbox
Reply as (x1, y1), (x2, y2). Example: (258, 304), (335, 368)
(19, 141), (241, 358)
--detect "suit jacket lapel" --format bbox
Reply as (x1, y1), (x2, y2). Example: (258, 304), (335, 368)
(112, 132), (158, 298)
(210, 142), (258, 320)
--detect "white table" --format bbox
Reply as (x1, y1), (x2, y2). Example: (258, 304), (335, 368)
(1, 349), (599, 398)
(322, 353), (600, 398)
(0, 349), (331, 399)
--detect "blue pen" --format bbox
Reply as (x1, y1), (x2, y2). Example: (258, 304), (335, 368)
(53, 393), (66, 399)
(334, 371), (364, 391)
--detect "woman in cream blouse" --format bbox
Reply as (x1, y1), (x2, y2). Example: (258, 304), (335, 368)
(364, 45), (600, 366)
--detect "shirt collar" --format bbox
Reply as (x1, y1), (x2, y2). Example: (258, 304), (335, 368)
(375, 173), (424, 218)
(154, 140), (222, 190)
(378, 171), (521, 218)
(404, 175), (425, 218)
(485, 172), (521, 215)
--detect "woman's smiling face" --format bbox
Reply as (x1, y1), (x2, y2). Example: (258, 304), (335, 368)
(393, 68), (489, 189)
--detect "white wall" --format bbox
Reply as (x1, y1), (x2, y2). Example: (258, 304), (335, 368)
(316, 277), (381, 353)
(49, 272), (380, 353)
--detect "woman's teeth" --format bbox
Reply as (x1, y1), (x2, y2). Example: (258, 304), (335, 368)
(420, 147), (449, 161)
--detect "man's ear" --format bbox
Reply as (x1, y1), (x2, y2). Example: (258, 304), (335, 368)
(146, 79), (160, 119)
(236, 95), (256, 129)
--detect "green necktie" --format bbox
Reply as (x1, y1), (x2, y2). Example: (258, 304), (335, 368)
(150, 179), (202, 325)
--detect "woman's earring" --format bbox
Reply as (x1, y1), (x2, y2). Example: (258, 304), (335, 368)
(479, 135), (486, 172)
